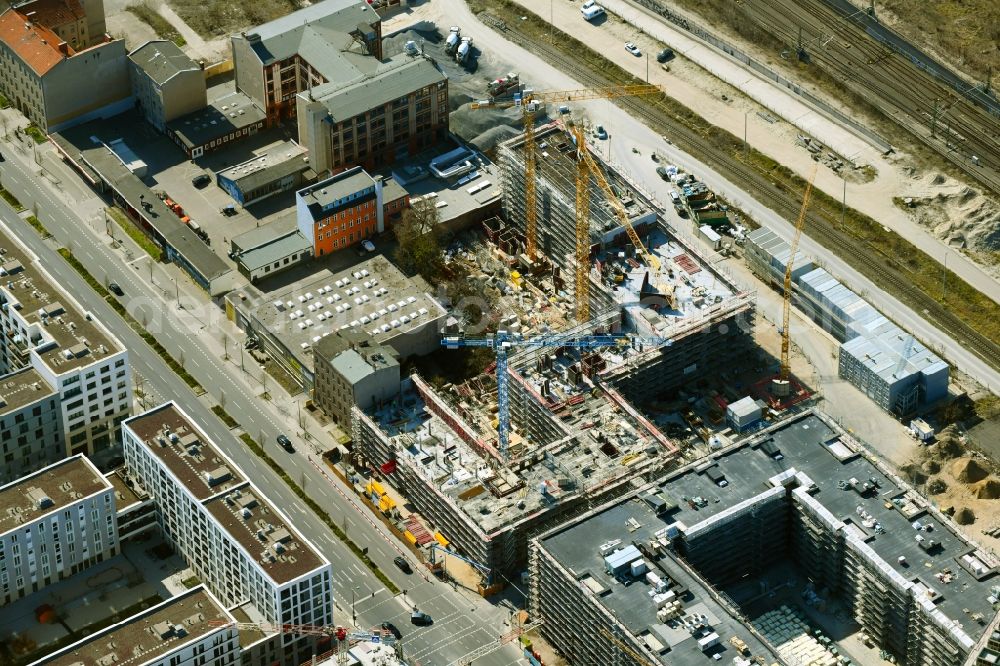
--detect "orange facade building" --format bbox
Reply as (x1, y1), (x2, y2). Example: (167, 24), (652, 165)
(295, 167), (408, 257)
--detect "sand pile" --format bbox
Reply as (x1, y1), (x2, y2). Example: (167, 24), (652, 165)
(973, 478), (1000, 499)
(952, 457), (989, 483)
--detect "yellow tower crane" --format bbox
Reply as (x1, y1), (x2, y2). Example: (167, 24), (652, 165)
(471, 84), (662, 263)
(774, 165), (817, 397)
(574, 126), (662, 322)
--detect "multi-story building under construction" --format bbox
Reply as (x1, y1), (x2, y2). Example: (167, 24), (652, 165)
(530, 409), (1000, 666)
(351, 133), (756, 579)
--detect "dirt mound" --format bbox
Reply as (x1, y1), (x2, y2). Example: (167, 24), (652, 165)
(955, 507), (976, 525)
(926, 434), (964, 460)
(973, 477), (1000, 499)
(953, 457), (989, 483)
(900, 463), (928, 485)
(927, 478), (948, 495)
(922, 460), (941, 475)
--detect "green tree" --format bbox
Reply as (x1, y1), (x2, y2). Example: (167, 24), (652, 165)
(393, 199), (444, 283)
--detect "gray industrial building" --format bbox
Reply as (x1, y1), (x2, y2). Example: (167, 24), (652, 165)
(166, 91), (266, 159)
(51, 126), (236, 295)
(128, 39), (207, 132)
(839, 318), (949, 415)
(229, 223), (312, 283)
(314, 334), (398, 425)
(216, 140), (314, 207)
(744, 226), (948, 416)
(531, 410), (1000, 666)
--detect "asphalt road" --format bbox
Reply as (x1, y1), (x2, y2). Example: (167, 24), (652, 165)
(0, 147), (524, 666)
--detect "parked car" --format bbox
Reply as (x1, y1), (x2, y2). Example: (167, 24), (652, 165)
(362, 240), (376, 253)
(558, 105), (571, 115)
(655, 166), (669, 180)
(594, 125), (608, 140)
(221, 204), (237, 217)
(394, 556), (412, 574)
(277, 434), (294, 452)
(410, 611), (433, 626)
(108, 282), (124, 296)
(625, 42), (641, 56)
(657, 48), (675, 63)
(381, 622), (402, 639)
(669, 190), (681, 203)
(191, 174), (211, 188)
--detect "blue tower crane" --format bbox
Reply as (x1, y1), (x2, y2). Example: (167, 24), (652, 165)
(442, 331), (670, 459)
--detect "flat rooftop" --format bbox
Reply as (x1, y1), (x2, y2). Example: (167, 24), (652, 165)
(392, 145), (500, 226)
(365, 376), (675, 535)
(0, 456), (110, 536)
(106, 468), (148, 510)
(541, 490), (780, 665)
(0, 226), (121, 374)
(36, 586), (232, 666)
(125, 403), (247, 501)
(0, 366), (57, 413)
(247, 255), (445, 372)
(124, 403), (325, 583)
(539, 410), (1000, 661)
(217, 139), (311, 190)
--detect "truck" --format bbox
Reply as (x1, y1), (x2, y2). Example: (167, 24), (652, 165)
(455, 37), (473, 63)
(488, 72), (519, 97)
(444, 27), (461, 55)
(581, 3), (605, 20)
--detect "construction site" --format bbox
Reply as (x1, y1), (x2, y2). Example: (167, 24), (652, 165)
(350, 120), (761, 585)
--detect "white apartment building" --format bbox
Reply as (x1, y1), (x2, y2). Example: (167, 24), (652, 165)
(0, 455), (118, 605)
(33, 585), (242, 666)
(122, 402), (334, 666)
(0, 228), (131, 484)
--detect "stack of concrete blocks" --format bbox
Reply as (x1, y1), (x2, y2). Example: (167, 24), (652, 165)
(751, 606), (839, 666)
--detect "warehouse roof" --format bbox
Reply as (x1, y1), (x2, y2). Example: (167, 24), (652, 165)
(128, 39), (200, 85)
(217, 140), (311, 192)
(245, 0), (377, 54)
(237, 230), (312, 273)
(168, 91), (265, 150)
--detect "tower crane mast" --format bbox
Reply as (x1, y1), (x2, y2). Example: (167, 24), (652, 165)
(443, 332), (670, 460)
(471, 84), (661, 264)
(775, 166), (817, 394)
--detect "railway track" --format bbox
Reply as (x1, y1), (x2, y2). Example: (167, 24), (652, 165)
(487, 18), (1000, 372)
(719, 0), (1000, 195)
